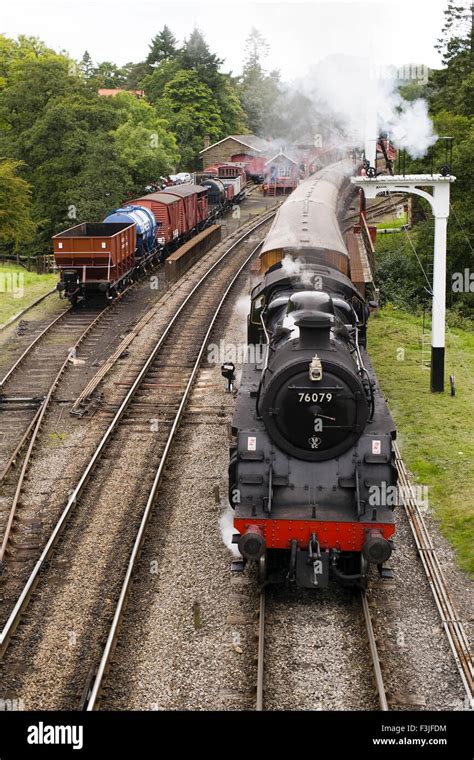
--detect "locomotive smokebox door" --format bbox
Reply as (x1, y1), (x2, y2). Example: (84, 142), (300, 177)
(296, 548), (330, 588)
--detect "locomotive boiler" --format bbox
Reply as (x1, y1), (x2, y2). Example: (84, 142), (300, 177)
(227, 161), (397, 589)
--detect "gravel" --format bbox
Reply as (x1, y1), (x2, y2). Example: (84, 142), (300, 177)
(0, 215), (274, 710)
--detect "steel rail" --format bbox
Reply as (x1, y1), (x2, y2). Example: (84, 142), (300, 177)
(0, 288), (57, 334)
(0, 212), (275, 662)
(85, 235), (268, 710)
(0, 273), (148, 487)
(0, 305), (108, 564)
(393, 442), (473, 706)
(256, 590), (266, 711)
(361, 591), (389, 711)
(0, 306), (72, 388)
(70, 210), (278, 416)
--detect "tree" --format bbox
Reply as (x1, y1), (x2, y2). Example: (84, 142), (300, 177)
(244, 27), (269, 71)
(123, 61), (150, 89)
(0, 52), (80, 142)
(435, 1), (474, 66)
(142, 59), (182, 104)
(147, 26), (178, 65)
(111, 92), (179, 190)
(0, 159), (36, 253)
(12, 91), (125, 249)
(398, 4), (474, 319)
(157, 69), (224, 168)
(144, 28), (246, 156)
(66, 136), (132, 223)
(218, 75), (248, 135)
(0, 34), (181, 254)
(179, 28), (223, 85)
(239, 28), (281, 136)
(92, 61), (127, 89)
(79, 50), (95, 78)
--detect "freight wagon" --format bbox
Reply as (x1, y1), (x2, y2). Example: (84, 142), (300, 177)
(161, 184), (208, 232)
(53, 222), (137, 303)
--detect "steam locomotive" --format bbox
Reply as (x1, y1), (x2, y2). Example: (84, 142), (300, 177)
(227, 161), (397, 589)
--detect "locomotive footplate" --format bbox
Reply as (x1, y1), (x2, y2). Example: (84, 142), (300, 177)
(294, 535), (329, 588)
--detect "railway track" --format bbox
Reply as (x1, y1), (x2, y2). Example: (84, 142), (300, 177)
(342, 195), (406, 227)
(0, 288), (147, 580)
(0, 306), (107, 572)
(255, 586), (388, 711)
(394, 442), (473, 708)
(0, 300), (124, 487)
(0, 287), (57, 334)
(0, 211), (275, 710)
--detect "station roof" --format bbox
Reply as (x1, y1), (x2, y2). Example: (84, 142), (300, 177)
(199, 134), (273, 155)
(265, 152), (298, 166)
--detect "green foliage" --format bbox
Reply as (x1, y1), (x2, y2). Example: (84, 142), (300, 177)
(375, 231), (432, 310)
(111, 92), (179, 192)
(239, 28), (281, 136)
(79, 50), (94, 78)
(0, 34), (181, 253)
(0, 158), (36, 249)
(157, 69), (224, 168)
(390, 7), (474, 320)
(178, 28), (223, 91)
(147, 26), (178, 65)
(142, 59), (182, 103)
(434, 1), (473, 66)
(142, 27), (247, 158)
(92, 61), (127, 89)
(66, 136), (131, 223)
(0, 51), (79, 141)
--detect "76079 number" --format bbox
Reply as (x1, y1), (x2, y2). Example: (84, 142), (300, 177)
(297, 392), (333, 403)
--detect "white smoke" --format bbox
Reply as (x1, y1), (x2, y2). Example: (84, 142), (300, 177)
(281, 254), (314, 287)
(233, 294), (251, 319)
(293, 54), (437, 160)
(219, 504), (240, 558)
(382, 97), (436, 159)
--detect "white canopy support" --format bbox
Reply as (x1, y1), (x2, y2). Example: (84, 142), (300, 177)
(351, 174), (456, 392)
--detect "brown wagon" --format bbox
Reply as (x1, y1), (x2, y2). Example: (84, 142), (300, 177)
(53, 222), (136, 300)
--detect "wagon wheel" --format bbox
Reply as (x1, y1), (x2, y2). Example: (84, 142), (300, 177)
(257, 553), (267, 585)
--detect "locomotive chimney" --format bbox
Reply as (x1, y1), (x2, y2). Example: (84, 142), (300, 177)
(294, 311), (334, 350)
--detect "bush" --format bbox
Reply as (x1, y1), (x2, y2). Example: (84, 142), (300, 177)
(375, 233), (431, 311)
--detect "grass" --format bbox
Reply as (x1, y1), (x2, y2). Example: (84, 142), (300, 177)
(375, 212), (408, 230)
(0, 263), (58, 325)
(368, 305), (474, 575)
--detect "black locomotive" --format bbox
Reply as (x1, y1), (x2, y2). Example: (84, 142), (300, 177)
(227, 161), (397, 589)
